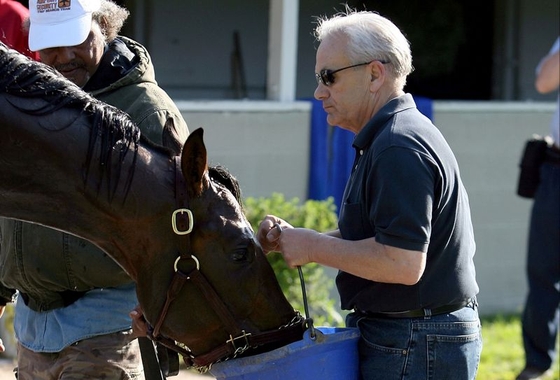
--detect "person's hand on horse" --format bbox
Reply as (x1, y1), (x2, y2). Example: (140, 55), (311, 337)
(129, 305), (149, 338)
(257, 215), (317, 268)
(257, 215), (292, 254)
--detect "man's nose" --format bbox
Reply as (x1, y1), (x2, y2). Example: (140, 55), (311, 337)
(314, 84), (328, 100)
(42, 46), (76, 65)
(55, 47), (76, 62)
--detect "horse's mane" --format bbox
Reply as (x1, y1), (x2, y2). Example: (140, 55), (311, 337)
(0, 44), (243, 208)
(0, 43), (145, 202)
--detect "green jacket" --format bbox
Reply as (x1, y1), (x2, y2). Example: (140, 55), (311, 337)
(0, 36), (189, 311)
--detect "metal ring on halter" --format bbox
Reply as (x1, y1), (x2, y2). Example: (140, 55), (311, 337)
(174, 255), (200, 274)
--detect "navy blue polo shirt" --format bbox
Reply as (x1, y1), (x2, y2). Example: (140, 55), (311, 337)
(336, 94), (478, 313)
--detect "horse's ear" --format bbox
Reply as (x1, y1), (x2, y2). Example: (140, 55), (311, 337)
(181, 128), (209, 197)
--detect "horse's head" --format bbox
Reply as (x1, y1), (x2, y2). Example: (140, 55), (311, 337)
(136, 129), (303, 366)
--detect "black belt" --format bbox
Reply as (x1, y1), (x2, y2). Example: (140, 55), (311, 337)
(355, 298), (477, 319)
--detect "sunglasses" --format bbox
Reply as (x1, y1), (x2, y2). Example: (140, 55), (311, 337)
(315, 60), (390, 86)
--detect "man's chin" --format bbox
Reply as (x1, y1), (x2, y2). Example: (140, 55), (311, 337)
(326, 114), (339, 126)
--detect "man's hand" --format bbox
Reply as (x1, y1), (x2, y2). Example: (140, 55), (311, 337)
(256, 215), (292, 254)
(129, 305), (149, 338)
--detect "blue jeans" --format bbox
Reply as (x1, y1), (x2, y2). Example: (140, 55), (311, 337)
(521, 162), (560, 371)
(346, 304), (482, 380)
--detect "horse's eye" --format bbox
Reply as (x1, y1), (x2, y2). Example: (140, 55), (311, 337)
(231, 249), (248, 262)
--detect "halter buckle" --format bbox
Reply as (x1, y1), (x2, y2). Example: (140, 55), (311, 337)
(226, 330), (252, 354)
(172, 208), (193, 235)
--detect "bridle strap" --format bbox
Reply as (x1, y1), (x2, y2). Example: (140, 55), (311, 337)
(150, 157), (193, 339)
(150, 269), (189, 339)
(183, 316), (306, 368)
(149, 156), (246, 350)
(157, 157), (242, 337)
(152, 313), (305, 369)
(188, 269), (244, 335)
(151, 264), (306, 368)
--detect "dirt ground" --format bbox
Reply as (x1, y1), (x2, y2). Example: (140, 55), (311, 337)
(0, 357), (213, 379)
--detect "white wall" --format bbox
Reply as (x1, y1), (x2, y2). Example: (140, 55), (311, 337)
(176, 100), (312, 200)
(434, 101), (554, 315)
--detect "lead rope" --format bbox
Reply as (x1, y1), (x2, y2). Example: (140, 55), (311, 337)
(297, 265), (316, 339)
(274, 223), (316, 340)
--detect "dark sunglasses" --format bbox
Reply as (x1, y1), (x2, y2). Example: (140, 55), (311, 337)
(315, 60), (390, 86)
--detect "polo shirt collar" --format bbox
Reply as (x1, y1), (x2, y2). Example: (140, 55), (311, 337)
(353, 93), (416, 150)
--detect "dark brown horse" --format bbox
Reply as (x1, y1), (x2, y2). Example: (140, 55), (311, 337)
(0, 42), (303, 369)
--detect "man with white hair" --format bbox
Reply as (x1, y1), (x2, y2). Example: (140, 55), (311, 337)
(0, 0), (188, 378)
(258, 8), (482, 380)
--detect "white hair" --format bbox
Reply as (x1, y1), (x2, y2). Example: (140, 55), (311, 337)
(314, 8), (413, 89)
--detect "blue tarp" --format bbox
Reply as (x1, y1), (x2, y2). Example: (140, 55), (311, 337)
(306, 96), (433, 214)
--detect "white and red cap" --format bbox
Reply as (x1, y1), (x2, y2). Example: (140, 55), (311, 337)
(28, 0), (101, 51)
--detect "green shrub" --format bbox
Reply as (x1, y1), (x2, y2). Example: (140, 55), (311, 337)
(244, 193), (343, 326)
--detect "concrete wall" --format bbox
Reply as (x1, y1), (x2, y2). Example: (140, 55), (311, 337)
(177, 100), (557, 317)
(176, 100), (312, 200)
(433, 102), (554, 316)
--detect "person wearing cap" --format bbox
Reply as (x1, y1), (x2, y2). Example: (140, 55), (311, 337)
(257, 8), (481, 380)
(0, 0), (188, 378)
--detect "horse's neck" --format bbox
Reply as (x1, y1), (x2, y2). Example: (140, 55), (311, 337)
(0, 101), (175, 279)
(91, 152), (177, 279)
(4, 154), (174, 280)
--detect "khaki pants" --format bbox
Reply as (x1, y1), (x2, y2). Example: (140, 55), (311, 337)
(15, 330), (144, 380)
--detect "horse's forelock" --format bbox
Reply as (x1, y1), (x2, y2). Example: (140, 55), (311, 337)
(209, 166), (243, 207)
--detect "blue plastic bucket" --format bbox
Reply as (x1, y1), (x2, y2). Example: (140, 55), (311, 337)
(209, 327), (360, 380)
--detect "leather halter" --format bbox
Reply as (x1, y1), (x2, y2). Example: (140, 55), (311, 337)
(147, 157), (305, 370)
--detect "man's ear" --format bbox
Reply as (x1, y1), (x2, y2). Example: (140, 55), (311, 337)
(369, 61), (386, 91)
(98, 18), (109, 39)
